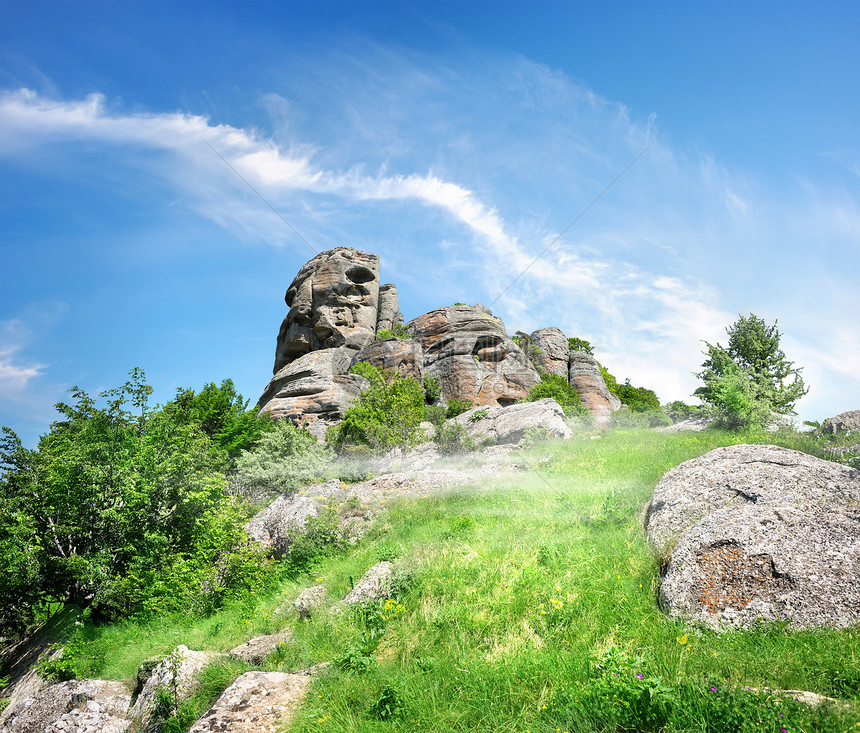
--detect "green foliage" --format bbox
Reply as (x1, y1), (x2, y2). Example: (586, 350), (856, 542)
(663, 400), (704, 423)
(695, 314), (808, 429)
(281, 502), (350, 577)
(611, 408), (673, 428)
(444, 400), (473, 419)
(612, 379), (661, 412)
(512, 331), (545, 373)
(331, 372), (426, 452)
(348, 361), (386, 388)
(468, 409), (489, 423)
(164, 379), (273, 465)
(522, 372), (588, 416)
(0, 370), (277, 635)
(432, 422), (476, 454)
(422, 375), (441, 404)
(375, 324), (413, 340)
(423, 404), (446, 426)
(234, 420), (333, 495)
(567, 336), (594, 354)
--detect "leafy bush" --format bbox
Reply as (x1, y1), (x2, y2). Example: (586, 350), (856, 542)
(567, 336), (594, 354)
(234, 419), (333, 495)
(512, 332), (545, 373)
(610, 409), (673, 429)
(422, 375), (441, 404)
(522, 373), (588, 416)
(375, 324), (413, 340)
(348, 361), (385, 388)
(432, 422), (476, 454)
(445, 400), (473, 419)
(663, 400), (705, 423)
(330, 367), (426, 451)
(282, 502), (350, 577)
(612, 380), (661, 412)
(423, 404), (446, 425)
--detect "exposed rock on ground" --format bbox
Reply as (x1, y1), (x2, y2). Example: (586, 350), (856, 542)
(452, 399), (572, 444)
(273, 248), (381, 372)
(188, 672), (312, 733)
(529, 327), (569, 378)
(245, 495), (321, 557)
(1, 679), (130, 733)
(646, 444), (860, 630)
(342, 562), (395, 605)
(822, 409), (860, 434)
(129, 646), (221, 732)
(290, 585), (330, 620)
(350, 338), (424, 382)
(228, 632), (293, 665)
(408, 305), (540, 407)
(568, 351), (620, 427)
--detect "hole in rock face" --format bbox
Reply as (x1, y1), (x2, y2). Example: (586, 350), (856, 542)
(345, 265), (376, 284)
(472, 335), (505, 362)
(497, 397), (518, 407)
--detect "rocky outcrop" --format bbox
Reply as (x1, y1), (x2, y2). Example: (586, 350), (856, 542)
(350, 338), (424, 382)
(245, 495), (320, 557)
(273, 248), (381, 373)
(408, 305), (540, 407)
(822, 410), (860, 434)
(342, 562), (395, 605)
(0, 679), (130, 733)
(129, 646), (220, 732)
(257, 348), (368, 440)
(452, 399), (572, 444)
(568, 351), (619, 427)
(290, 585), (330, 620)
(376, 283), (404, 332)
(229, 632), (292, 665)
(529, 328), (569, 379)
(188, 672), (311, 733)
(646, 444), (860, 630)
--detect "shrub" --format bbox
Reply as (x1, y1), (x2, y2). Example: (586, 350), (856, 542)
(522, 373), (588, 416)
(331, 371), (426, 451)
(234, 420), (333, 494)
(433, 422), (476, 454)
(349, 361), (386, 388)
(423, 404), (446, 426)
(445, 400), (474, 419)
(423, 375), (441, 404)
(610, 409), (673, 429)
(375, 324), (413, 340)
(663, 400), (704, 423)
(568, 336), (594, 354)
(612, 380), (661, 412)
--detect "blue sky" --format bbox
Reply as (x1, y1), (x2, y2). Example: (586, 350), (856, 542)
(2, 1), (859, 446)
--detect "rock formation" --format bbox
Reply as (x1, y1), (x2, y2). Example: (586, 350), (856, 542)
(407, 305), (540, 407)
(568, 351), (620, 427)
(245, 495), (321, 557)
(350, 338), (424, 382)
(822, 409), (860, 434)
(452, 399), (572, 444)
(528, 327), (569, 379)
(645, 444), (860, 630)
(258, 247), (620, 431)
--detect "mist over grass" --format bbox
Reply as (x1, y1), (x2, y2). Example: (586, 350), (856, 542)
(53, 428), (858, 731)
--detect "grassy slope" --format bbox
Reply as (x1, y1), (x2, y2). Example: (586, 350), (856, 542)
(64, 429), (859, 731)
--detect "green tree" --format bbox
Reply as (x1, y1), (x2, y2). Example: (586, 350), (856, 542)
(695, 314), (808, 429)
(568, 337), (594, 355)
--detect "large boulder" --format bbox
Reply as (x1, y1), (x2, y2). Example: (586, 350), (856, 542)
(376, 283), (404, 332)
(272, 248), (381, 373)
(0, 679), (130, 733)
(257, 348), (368, 439)
(452, 399), (572, 444)
(407, 305), (540, 407)
(245, 495), (321, 557)
(822, 409), (860, 434)
(350, 338), (424, 382)
(129, 646), (221, 732)
(646, 444), (860, 630)
(529, 328), (569, 379)
(188, 672), (311, 733)
(568, 351), (620, 427)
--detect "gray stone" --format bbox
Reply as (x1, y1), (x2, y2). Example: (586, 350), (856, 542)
(245, 495), (321, 557)
(188, 672), (312, 733)
(350, 338), (424, 382)
(129, 646), (220, 732)
(646, 444), (860, 630)
(229, 632), (293, 665)
(822, 409), (860, 434)
(291, 585), (330, 620)
(342, 562), (395, 605)
(408, 305), (540, 408)
(376, 283), (403, 332)
(272, 248), (381, 373)
(0, 680), (130, 733)
(529, 328), (569, 379)
(451, 399), (572, 444)
(568, 351), (619, 427)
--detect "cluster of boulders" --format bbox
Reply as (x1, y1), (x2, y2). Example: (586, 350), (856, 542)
(645, 444), (860, 630)
(256, 247), (622, 437)
(0, 561), (399, 733)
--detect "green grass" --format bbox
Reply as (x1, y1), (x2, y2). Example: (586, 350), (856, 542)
(60, 428), (859, 731)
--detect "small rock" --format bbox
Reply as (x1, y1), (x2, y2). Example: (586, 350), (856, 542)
(229, 632), (293, 665)
(342, 562), (395, 605)
(290, 585), (330, 620)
